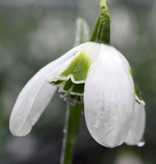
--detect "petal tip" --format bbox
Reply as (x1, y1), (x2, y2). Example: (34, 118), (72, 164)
(135, 95), (145, 106)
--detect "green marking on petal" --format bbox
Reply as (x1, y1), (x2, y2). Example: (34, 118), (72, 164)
(63, 79), (74, 91)
(72, 83), (84, 94)
(60, 51), (91, 81)
(129, 67), (143, 103)
(51, 80), (63, 85)
(62, 79), (84, 94)
(51, 51), (91, 103)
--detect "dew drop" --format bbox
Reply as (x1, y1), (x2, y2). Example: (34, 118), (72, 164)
(137, 139), (145, 147)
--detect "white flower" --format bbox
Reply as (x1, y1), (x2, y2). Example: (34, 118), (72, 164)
(9, 42), (145, 148)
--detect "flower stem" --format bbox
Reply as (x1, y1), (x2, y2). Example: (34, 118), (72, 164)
(60, 103), (83, 164)
(90, 0), (110, 44)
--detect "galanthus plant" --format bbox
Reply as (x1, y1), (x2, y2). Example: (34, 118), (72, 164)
(9, 0), (145, 163)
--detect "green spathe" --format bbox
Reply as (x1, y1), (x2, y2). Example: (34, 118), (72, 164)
(90, 0), (110, 44)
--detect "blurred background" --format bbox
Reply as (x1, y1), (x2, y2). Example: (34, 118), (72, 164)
(0, 0), (156, 163)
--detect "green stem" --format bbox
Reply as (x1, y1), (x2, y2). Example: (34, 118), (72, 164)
(60, 103), (83, 164)
(90, 0), (110, 44)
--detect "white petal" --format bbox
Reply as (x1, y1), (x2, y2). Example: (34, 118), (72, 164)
(135, 95), (145, 106)
(47, 42), (92, 82)
(116, 50), (130, 70)
(9, 65), (57, 136)
(117, 51), (145, 106)
(125, 102), (145, 145)
(10, 43), (87, 136)
(84, 42), (101, 63)
(47, 42), (101, 86)
(115, 46), (146, 145)
(84, 44), (135, 148)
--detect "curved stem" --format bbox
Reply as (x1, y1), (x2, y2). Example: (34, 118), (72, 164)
(60, 103), (83, 164)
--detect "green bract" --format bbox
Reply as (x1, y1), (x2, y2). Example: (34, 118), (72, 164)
(90, 0), (110, 44)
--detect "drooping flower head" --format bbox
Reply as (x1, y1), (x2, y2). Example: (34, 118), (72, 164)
(9, 0), (145, 149)
(10, 42), (145, 148)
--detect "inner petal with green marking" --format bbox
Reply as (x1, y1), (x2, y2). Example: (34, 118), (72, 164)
(51, 50), (91, 105)
(60, 50), (91, 82)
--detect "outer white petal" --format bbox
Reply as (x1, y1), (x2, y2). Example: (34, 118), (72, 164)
(125, 102), (145, 145)
(114, 46), (146, 145)
(84, 42), (101, 63)
(116, 50), (130, 71)
(10, 43), (87, 136)
(48, 42), (101, 84)
(84, 44), (135, 148)
(117, 51), (145, 105)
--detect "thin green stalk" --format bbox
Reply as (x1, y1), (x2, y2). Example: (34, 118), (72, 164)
(60, 103), (83, 164)
(60, 17), (88, 164)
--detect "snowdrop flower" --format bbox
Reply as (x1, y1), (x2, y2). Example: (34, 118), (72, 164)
(9, 42), (145, 148)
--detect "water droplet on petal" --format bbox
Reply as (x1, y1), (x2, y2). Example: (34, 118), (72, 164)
(137, 139), (145, 147)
